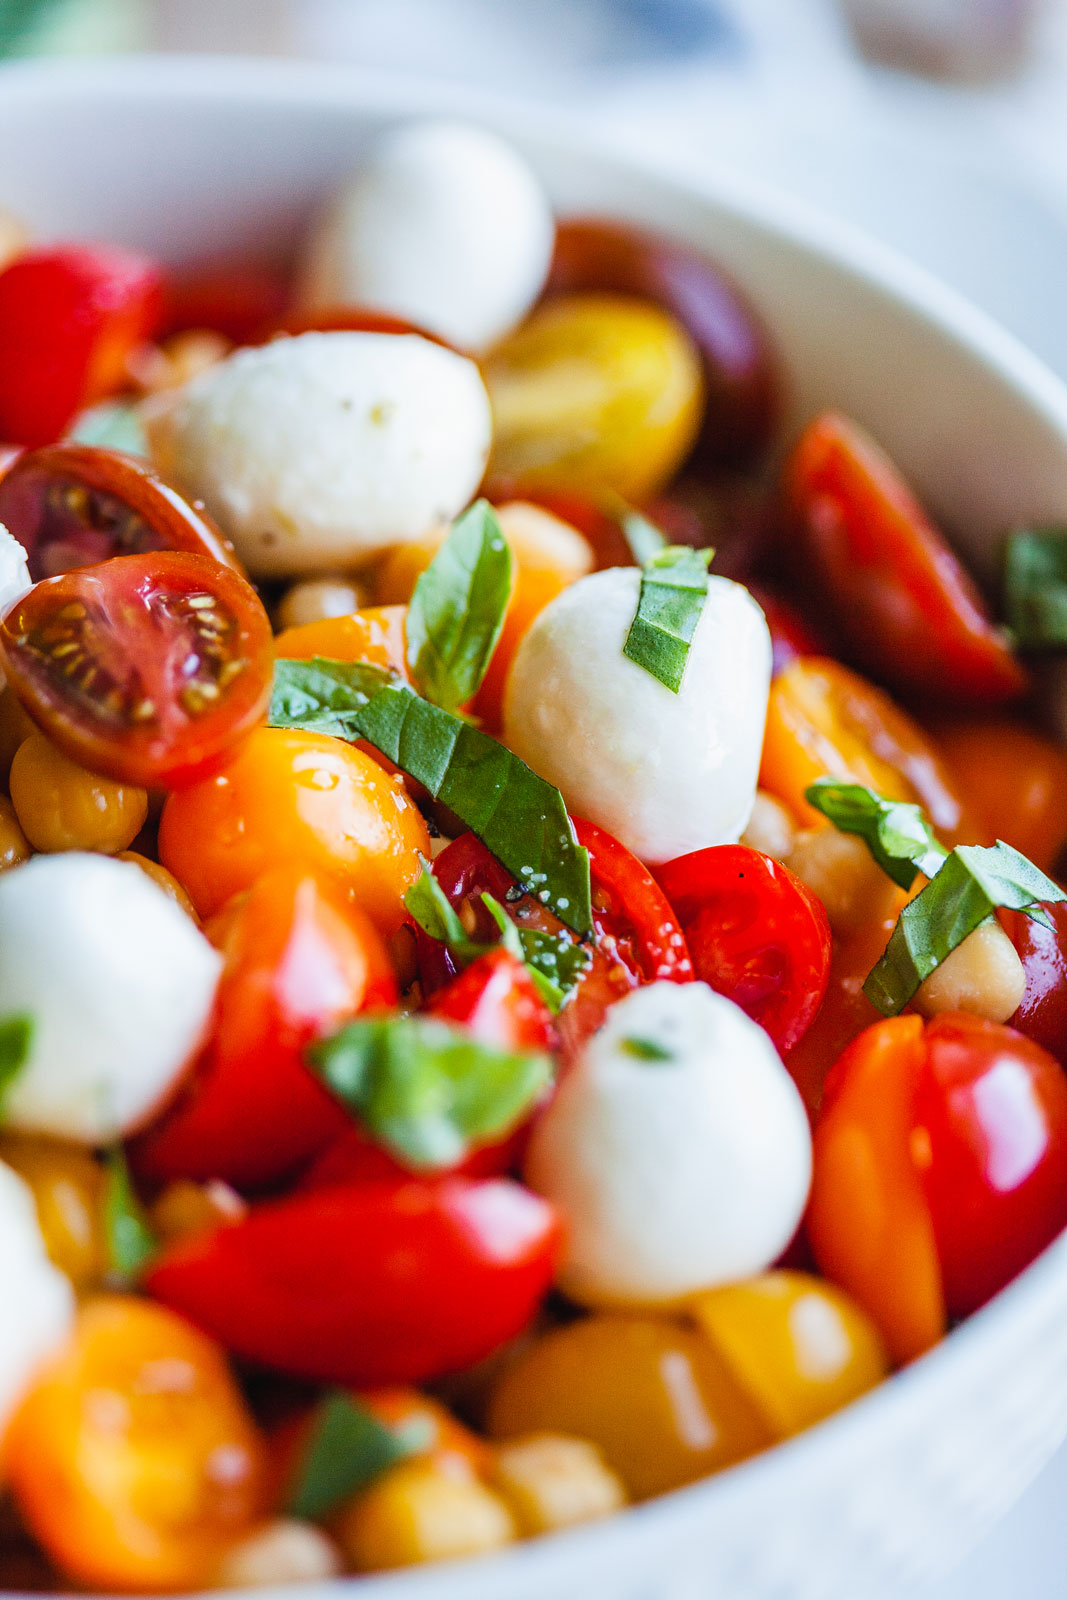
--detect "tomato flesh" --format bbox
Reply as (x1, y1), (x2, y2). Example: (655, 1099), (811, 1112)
(0, 550), (273, 787)
(1008, 901), (1067, 1066)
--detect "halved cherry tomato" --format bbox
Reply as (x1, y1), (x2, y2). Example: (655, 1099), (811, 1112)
(0, 244), (163, 446)
(145, 1177), (561, 1385)
(934, 718), (1067, 872)
(547, 217), (777, 467)
(783, 413), (1027, 706)
(0, 551), (272, 788)
(1007, 901), (1067, 1066)
(131, 866), (396, 1192)
(0, 444), (240, 581)
(160, 258), (289, 345)
(656, 845), (831, 1053)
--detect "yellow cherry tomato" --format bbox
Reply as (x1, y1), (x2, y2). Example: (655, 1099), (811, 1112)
(486, 1314), (771, 1500)
(689, 1271), (888, 1440)
(0, 793), (30, 871)
(273, 605), (410, 679)
(5, 1296), (266, 1592)
(0, 683), (36, 781)
(0, 1133), (106, 1289)
(485, 293), (705, 502)
(158, 726), (430, 936)
(10, 731), (148, 855)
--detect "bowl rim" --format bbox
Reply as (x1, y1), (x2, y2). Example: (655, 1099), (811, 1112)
(3, 52), (1067, 1598)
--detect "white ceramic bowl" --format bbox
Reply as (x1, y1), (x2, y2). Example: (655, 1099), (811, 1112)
(2, 55), (1067, 1600)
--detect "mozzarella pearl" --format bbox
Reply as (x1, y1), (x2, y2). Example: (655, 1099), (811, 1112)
(0, 853), (221, 1143)
(300, 120), (554, 353)
(0, 1160), (74, 1438)
(504, 567), (771, 864)
(524, 981), (812, 1305)
(0, 522), (30, 615)
(145, 332), (492, 578)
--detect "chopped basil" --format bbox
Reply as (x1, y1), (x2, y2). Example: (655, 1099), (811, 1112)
(68, 400), (148, 456)
(103, 1147), (157, 1283)
(285, 1391), (431, 1520)
(1003, 527), (1067, 649)
(0, 1013), (32, 1113)
(309, 1013), (553, 1170)
(270, 657), (593, 936)
(864, 841), (1066, 1016)
(406, 500), (514, 712)
(804, 779), (947, 890)
(620, 508), (667, 566)
(620, 1036), (674, 1061)
(623, 545), (713, 692)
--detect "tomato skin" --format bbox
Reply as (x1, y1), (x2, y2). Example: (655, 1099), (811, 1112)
(746, 584), (830, 678)
(265, 307), (450, 345)
(145, 1177), (561, 1385)
(784, 413), (1027, 706)
(160, 259), (288, 345)
(935, 718), (1067, 873)
(0, 551), (273, 789)
(0, 444), (240, 581)
(656, 845), (831, 1054)
(1008, 901), (1067, 1066)
(0, 245), (163, 446)
(130, 866), (395, 1192)
(547, 218), (777, 468)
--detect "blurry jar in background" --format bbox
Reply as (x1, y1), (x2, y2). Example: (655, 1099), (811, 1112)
(840, 0), (1041, 79)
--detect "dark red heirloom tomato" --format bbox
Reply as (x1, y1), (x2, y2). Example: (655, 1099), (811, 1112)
(1008, 901), (1067, 1067)
(547, 217), (778, 468)
(657, 845), (831, 1054)
(746, 583), (831, 678)
(131, 866), (396, 1192)
(145, 1177), (561, 1385)
(783, 413), (1027, 706)
(0, 551), (272, 788)
(0, 445), (240, 582)
(160, 259), (289, 345)
(265, 307), (451, 345)
(0, 244), (163, 446)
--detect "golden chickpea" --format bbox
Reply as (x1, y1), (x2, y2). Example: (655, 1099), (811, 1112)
(10, 733), (148, 855)
(0, 794), (30, 871)
(128, 328), (232, 394)
(151, 1179), (247, 1244)
(215, 1521), (343, 1587)
(490, 1434), (626, 1536)
(786, 826), (900, 939)
(277, 576), (367, 631)
(0, 1133), (106, 1288)
(0, 685), (37, 781)
(333, 1456), (515, 1573)
(741, 791), (797, 861)
(912, 920), (1027, 1025)
(118, 852), (199, 921)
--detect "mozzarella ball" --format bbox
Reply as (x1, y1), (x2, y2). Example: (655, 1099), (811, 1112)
(300, 120), (554, 353)
(504, 568), (771, 864)
(0, 853), (222, 1143)
(0, 1160), (74, 1438)
(524, 981), (812, 1306)
(145, 331), (492, 577)
(0, 523), (30, 615)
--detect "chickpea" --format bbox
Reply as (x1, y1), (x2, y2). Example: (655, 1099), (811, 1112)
(277, 576), (367, 631)
(912, 920), (1026, 1025)
(215, 1520), (343, 1587)
(333, 1456), (515, 1572)
(151, 1178), (247, 1244)
(128, 329), (232, 394)
(741, 791), (797, 861)
(490, 1434), (626, 1536)
(786, 826), (900, 939)
(118, 852), (199, 921)
(0, 794), (30, 871)
(10, 733), (148, 855)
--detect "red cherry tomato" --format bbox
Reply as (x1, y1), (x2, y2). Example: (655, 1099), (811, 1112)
(160, 259), (289, 345)
(746, 583), (831, 678)
(547, 217), (778, 468)
(783, 413), (1027, 706)
(145, 1177), (561, 1385)
(0, 444), (240, 582)
(656, 845), (831, 1053)
(0, 550), (272, 788)
(131, 867), (396, 1192)
(1007, 901), (1067, 1066)
(0, 245), (163, 445)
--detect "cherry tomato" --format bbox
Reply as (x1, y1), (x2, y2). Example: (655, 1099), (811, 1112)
(645, 475), (770, 583)
(273, 604), (409, 677)
(746, 583), (831, 677)
(0, 245), (163, 446)
(131, 866), (396, 1192)
(934, 718), (1067, 872)
(0, 444), (239, 581)
(0, 1133), (107, 1289)
(145, 1177), (561, 1385)
(783, 413), (1027, 706)
(547, 218), (778, 467)
(265, 307), (450, 344)
(656, 845), (832, 1053)
(159, 727), (430, 934)
(1007, 900), (1067, 1066)
(0, 551), (273, 788)
(160, 258), (289, 344)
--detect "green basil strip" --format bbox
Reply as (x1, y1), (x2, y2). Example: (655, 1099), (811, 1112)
(285, 1391), (431, 1520)
(0, 1013), (33, 1114)
(406, 499), (514, 711)
(623, 545), (713, 692)
(309, 1013), (553, 1170)
(1003, 527), (1067, 650)
(620, 1036), (674, 1061)
(68, 400), (148, 456)
(804, 779), (948, 890)
(864, 841), (1067, 1016)
(103, 1147), (158, 1283)
(270, 657), (593, 936)
(620, 508), (667, 566)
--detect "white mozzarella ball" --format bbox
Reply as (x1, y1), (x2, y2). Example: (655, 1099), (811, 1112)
(0, 1160), (74, 1437)
(300, 120), (554, 353)
(504, 567), (771, 865)
(524, 981), (812, 1306)
(145, 331), (492, 578)
(0, 853), (221, 1143)
(0, 523), (30, 614)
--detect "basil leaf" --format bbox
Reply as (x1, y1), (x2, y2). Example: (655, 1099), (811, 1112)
(1003, 527), (1067, 649)
(285, 1391), (430, 1520)
(805, 778), (947, 890)
(620, 1036), (674, 1061)
(623, 545), (713, 692)
(270, 658), (593, 935)
(309, 1014), (553, 1170)
(406, 500), (514, 711)
(0, 1013), (32, 1114)
(621, 508), (667, 566)
(481, 892), (591, 1013)
(103, 1147), (157, 1283)
(69, 400), (148, 455)
(864, 841), (1067, 1016)
(404, 858), (474, 952)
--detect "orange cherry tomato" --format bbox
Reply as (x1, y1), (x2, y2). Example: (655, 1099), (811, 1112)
(273, 604), (410, 679)
(5, 1296), (266, 1592)
(760, 657), (971, 837)
(934, 718), (1067, 873)
(158, 726), (430, 936)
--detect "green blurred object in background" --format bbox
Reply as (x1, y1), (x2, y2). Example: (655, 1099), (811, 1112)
(0, 0), (145, 56)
